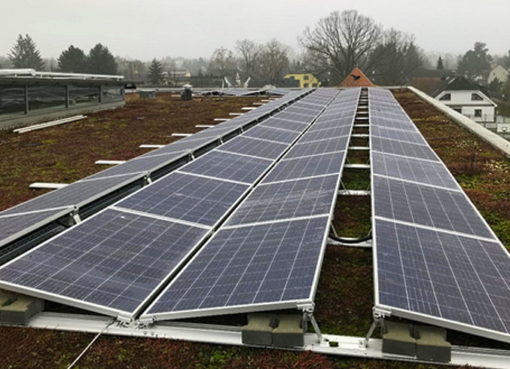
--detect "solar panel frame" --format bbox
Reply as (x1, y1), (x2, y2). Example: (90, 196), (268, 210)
(0, 208), (211, 319)
(368, 87), (510, 343)
(116, 172), (250, 228)
(0, 207), (74, 249)
(242, 126), (301, 144)
(217, 136), (289, 160)
(141, 215), (332, 321)
(1, 172), (146, 216)
(178, 150), (272, 184)
(139, 89), (358, 321)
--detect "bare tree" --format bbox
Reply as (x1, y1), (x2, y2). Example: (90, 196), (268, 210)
(368, 29), (424, 85)
(235, 39), (260, 80)
(207, 47), (237, 78)
(257, 40), (290, 84)
(300, 10), (381, 84)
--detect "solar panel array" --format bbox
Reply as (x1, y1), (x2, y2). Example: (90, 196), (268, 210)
(141, 88), (360, 321)
(0, 89), (334, 319)
(369, 88), (510, 342)
(0, 89), (309, 251)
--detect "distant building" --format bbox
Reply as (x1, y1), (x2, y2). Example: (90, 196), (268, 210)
(434, 76), (497, 123)
(338, 68), (375, 87)
(488, 65), (509, 84)
(283, 73), (320, 88)
(0, 69), (125, 129)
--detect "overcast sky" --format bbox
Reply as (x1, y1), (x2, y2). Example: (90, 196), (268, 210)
(1, 0), (509, 60)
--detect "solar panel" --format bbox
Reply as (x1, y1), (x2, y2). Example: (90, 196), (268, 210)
(371, 136), (439, 161)
(227, 175), (339, 226)
(86, 152), (188, 179)
(259, 117), (309, 132)
(0, 208), (73, 248)
(178, 150), (271, 184)
(275, 111), (318, 123)
(373, 175), (493, 239)
(0, 209), (209, 317)
(242, 126), (300, 144)
(298, 126), (351, 143)
(285, 137), (350, 159)
(372, 152), (459, 190)
(141, 137), (216, 158)
(371, 125), (427, 145)
(371, 116), (417, 131)
(375, 219), (510, 339)
(369, 87), (510, 342)
(218, 136), (288, 160)
(117, 172), (249, 227)
(1, 173), (143, 215)
(142, 216), (330, 320)
(263, 152), (345, 184)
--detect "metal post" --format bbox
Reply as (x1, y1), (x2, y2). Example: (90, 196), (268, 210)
(364, 320), (378, 348)
(24, 84), (29, 114)
(65, 85), (70, 108)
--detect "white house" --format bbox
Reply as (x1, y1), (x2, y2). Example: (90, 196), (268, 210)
(488, 65), (509, 84)
(434, 77), (497, 123)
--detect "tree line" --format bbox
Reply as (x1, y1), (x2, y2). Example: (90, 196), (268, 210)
(2, 10), (509, 91)
(6, 34), (117, 75)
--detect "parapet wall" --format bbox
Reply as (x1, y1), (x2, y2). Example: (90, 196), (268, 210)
(407, 86), (510, 158)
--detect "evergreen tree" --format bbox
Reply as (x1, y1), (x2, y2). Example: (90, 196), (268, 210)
(436, 56), (444, 70)
(457, 42), (492, 83)
(58, 45), (87, 72)
(148, 59), (164, 85)
(8, 34), (44, 69)
(86, 44), (117, 74)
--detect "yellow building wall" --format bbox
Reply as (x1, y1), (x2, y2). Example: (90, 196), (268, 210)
(284, 73), (321, 88)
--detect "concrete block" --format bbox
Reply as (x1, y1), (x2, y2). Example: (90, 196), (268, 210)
(414, 325), (451, 363)
(272, 314), (304, 348)
(242, 314), (275, 346)
(0, 294), (44, 325)
(382, 321), (416, 357)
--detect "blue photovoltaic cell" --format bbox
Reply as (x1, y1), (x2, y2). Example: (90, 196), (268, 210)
(260, 117), (309, 132)
(371, 116), (416, 131)
(372, 152), (459, 190)
(263, 152), (345, 183)
(118, 172), (248, 227)
(179, 150), (270, 184)
(376, 219), (510, 335)
(371, 125), (426, 145)
(227, 175), (338, 226)
(299, 126), (351, 143)
(274, 111), (315, 123)
(242, 126), (300, 144)
(373, 176), (493, 239)
(0, 208), (71, 246)
(141, 137), (215, 157)
(286, 137), (350, 159)
(0, 209), (209, 315)
(371, 136), (439, 161)
(1, 173), (142, 215)
(144, 216), (329, 316)
(86, 152), (187, 179)
(218, 136), (288, 160)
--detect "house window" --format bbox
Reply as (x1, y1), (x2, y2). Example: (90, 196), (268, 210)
(474, 109), (482, 117)
(303, 83), (309, 88)
(471, 93), (483, 101)
(439, 93), (451, 101)
(303, 75), (309, 80)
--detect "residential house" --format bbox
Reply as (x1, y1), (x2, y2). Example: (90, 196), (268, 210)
(283, 73), (320, 88)
(434, 76), (497, 123)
